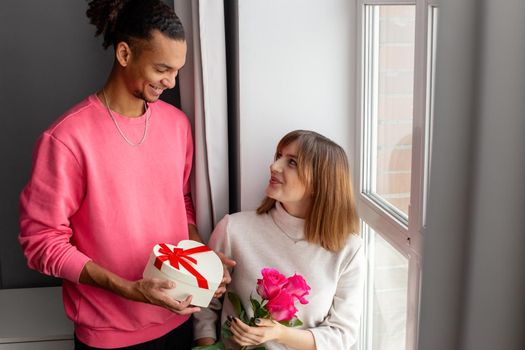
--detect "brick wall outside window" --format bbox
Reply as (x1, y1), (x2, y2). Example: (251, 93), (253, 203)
(375, 6), (415, 216)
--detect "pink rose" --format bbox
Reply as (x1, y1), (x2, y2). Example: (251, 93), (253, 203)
(283, 274), (311, 305)
(266, 290), (298, 321)
(257, 268), (288, 300)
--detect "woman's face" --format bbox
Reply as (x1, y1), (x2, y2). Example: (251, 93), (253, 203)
(266, 140), (312, 218)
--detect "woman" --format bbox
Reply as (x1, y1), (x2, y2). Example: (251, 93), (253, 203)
(194, 130), (364, 349)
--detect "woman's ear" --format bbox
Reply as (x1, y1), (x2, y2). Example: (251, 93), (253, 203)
(115, 41), (132, 67)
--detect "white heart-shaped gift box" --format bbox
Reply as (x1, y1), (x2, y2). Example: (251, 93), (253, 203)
(143, 240), (223, 307)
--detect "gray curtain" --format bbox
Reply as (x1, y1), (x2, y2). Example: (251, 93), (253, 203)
(174, 0), (230, 242)
(418, 1), (525, 349)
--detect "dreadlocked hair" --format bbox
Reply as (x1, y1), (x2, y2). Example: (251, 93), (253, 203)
(86, 0), (185, 50)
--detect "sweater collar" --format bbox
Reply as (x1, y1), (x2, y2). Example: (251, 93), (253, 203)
(271, 202), (305, 242)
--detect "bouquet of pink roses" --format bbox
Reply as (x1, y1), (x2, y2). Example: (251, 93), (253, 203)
(193, 267), (311, 350)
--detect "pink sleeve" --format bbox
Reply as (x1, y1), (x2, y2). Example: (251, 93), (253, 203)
(19, 133), (91, 283)
(183, 123), (196, 226)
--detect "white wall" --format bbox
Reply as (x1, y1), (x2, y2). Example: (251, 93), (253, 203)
(234, 0), (357, 210)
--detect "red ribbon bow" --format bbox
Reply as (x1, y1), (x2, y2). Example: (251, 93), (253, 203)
(154, 243), (212, 289)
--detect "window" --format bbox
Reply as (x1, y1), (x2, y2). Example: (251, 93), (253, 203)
(361, 223), (409, 350)
(363, 4), (415, 221)
(356, 1), (439, 349)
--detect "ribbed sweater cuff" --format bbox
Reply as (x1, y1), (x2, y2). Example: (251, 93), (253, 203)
(60, 250), (91, 283)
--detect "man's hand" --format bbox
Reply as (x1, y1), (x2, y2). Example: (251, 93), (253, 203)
(132, 278), (201, 315)
(80, 261), (200, 315)
(214, 252), (236, 298)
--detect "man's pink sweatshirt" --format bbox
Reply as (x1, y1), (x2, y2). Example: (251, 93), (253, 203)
(19, 95), (196, 348)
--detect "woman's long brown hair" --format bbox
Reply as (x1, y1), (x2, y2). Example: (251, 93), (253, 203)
(257, 130), (359, 251)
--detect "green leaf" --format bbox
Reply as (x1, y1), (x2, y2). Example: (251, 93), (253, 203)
(239, 309), (251, 324)
(221, 321), (233, 339)
(227, 292), (245, 317)
(239, 309), (245, 321)
(254, 306), (270, 319)
(279, 317), (303, 327)
(191, 340), (226, 350)
(250, 295), (261, 311)
(251, 347), (267, 350)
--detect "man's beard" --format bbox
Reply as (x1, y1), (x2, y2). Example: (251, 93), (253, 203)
(133, 90), (159, 104)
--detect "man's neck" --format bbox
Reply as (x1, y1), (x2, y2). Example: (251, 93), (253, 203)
(98, 79), (146, 118)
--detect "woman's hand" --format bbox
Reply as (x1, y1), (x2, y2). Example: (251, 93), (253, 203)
(229, 317), (284, 347)
(214, 252), (236, 298)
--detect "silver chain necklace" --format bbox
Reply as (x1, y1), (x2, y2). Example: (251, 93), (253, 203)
(102, 89), (150, 146)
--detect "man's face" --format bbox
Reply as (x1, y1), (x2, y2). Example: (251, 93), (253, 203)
(124, 30), (187, 103)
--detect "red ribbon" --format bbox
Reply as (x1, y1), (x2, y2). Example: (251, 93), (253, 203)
(154, 243), (212, 289)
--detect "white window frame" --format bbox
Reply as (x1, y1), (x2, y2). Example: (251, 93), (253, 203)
(355, 1), (439, 349)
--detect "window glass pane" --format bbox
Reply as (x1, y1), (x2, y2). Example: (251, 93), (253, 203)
(364, 5), (415, 218)
(368, 227), (409, 350)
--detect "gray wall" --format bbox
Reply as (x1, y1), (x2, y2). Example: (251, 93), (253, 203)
(418, 0), (525, 349)
(0, 0), (177, 289)
(0, 0), (111, 288)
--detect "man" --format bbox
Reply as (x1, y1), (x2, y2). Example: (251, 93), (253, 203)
(19, 1), (233, 349)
